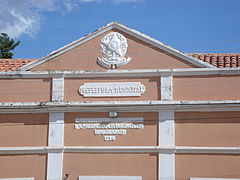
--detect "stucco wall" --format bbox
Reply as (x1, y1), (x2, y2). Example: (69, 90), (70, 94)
(63, 153), (158, 180)
(0, 113), (48, 147)
(0, 154), (47, 180)
(175, 112), (240, 147)
(0, 78), (51, 102)
(173, 75), (240, 101)
(176, 154), (240, 180)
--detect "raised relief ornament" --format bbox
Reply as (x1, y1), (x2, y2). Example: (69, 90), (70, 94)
(97, 32), (131, 69)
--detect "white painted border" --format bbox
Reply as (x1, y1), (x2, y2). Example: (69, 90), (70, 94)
(47, 112), (64, 180)
(0, 100), (240, 113)
(2, 68), (240, 79)
(161, 75), (172, 100)
(48, 113), (64, 146)
(191, 178), (240, 180)
(158, 111), (175, 180)
(158, 112), (174, 147)
(52, 77), (64, 102)
(0, 146), (240, 154)
(0, 178), (34, 180)
(78, 176), (142, 180)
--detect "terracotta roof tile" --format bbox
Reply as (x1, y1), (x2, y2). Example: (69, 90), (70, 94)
(1, 53), (240, 71)
(0, 59), (36, 71)
(189, 53), (240, 68)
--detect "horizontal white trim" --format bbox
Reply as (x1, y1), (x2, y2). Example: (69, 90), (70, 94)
(0, 146), (240, 154)
(176, 146), (240, 154)
(63, 146), (173, 153)
(191, 178), (240, 180)
(0, 100), (240, 113)
(0, 146), (61, 154)
(2, 68), (240, 78)
(0, 178), (34, 180)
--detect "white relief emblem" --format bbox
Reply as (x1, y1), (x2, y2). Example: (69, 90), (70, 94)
(97, 32), (132, 69)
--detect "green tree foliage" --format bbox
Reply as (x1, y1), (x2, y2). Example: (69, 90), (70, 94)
(0, 33), (20, 59)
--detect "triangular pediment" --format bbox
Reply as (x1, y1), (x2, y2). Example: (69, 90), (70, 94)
(19, 22), (214, 71)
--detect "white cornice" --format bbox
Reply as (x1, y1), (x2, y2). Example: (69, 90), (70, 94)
(0, 146), (240, 154)
(18, 22), (214, 71)
(0, 100), (240, 113)
(1, 68), (240, 78)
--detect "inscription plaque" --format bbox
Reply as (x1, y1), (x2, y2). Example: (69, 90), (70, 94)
(79, 82), (145, 97)
(75, 118), (144, 141)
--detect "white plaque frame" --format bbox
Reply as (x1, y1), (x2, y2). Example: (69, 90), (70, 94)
(79, 82), (145, 97)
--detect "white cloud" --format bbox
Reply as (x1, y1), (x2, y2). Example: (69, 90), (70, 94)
(0, 0), (55, 38)
(0, 0), (144, 38)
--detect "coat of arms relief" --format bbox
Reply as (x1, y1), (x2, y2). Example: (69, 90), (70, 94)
(97, 32), (132, 69)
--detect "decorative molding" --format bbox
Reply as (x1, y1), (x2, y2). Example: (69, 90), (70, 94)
(97, 32), (131, 69)
(0, 178), (34, 180)
(0, 100), (240, 113)
(47, 113), (64, 180)
(78, 176), (141, 180)
(176, 146), (240, 154)
(52, 77), (64, 102)
(79, 82), (145, 97)
(1, 146), (240, 154)
(2, 68), (240, 79)
(191, 178), (240, 180)
(64, 146), (173, 153)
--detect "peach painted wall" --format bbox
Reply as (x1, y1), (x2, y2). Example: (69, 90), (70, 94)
(175, 112), (240, 147)
(0, 113), (48, 147)
(64, 77), (160, 101)
(65, 112), (158, 146)
(0, 78), (51, 102)
(31, 29), (196, 71)
(63, 153), (158, 180)
(0, 154), (47, 180)
(173, 75), (240, 101)
(176, 154), (240, 180)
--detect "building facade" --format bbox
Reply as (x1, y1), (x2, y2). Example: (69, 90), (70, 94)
(0, 22), (240, 180)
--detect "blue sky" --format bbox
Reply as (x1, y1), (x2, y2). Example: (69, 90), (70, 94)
(1, 0), (240, 59)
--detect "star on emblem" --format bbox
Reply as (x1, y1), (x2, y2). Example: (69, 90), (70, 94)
(97, 32), (131, 69)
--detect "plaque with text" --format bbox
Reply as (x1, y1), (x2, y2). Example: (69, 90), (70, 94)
(79, 82), (145, 97)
